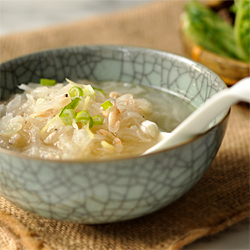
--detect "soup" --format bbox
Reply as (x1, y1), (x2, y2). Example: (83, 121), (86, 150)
(0, 79), (195, 160)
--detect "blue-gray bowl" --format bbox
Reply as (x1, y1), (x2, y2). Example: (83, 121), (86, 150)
(0, 45), (229, 224)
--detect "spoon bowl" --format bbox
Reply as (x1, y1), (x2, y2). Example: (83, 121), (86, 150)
(143, 77), (250, 155)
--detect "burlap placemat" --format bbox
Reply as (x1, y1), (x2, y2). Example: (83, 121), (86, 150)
(0, 1), (249, 250)
(0, 0), (185, 63)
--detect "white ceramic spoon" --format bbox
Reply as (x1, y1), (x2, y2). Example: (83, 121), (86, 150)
(143, 77), (250, 155)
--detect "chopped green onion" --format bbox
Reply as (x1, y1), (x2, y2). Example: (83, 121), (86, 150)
(59, 98), (81, 124)
(40, 78), (56, 86)
(101, 100), (113, 111)
(83, 85), (96, 99)
(69, 86), (83, 98)
(62, 97), (81, 111)
(70, 98), (81, 110)
(76, 110), (91, 122)
(59, 109), (76, 125)
(88, 117), (94, 128)
(75, 110), (93, 127)
(92, 115), (103, 126)
(92, 86), (104, 93)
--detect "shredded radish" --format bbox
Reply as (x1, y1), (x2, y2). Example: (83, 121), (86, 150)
(0, 79), (162, 160)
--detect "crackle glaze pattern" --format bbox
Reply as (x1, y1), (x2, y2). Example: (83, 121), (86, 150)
(0, 45), (229, 223)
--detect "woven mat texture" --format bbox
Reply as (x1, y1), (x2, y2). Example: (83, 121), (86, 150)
(0, 1), (249, 250)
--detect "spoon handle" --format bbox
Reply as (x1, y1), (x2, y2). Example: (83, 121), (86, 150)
(144, 77), (250, 154)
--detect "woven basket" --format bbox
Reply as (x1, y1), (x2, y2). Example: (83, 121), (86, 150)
(180, 31), (250, 85)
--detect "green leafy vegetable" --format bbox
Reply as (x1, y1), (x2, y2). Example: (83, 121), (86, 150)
(182, 0), (249, 62)
(40, 78), (56, 86)
(232, 0), (250, 62)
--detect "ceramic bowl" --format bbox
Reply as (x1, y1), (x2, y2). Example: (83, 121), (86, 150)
(0, 45), (229, 224)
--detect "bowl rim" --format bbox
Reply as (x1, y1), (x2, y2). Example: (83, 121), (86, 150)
(0, 44), (230, 163)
